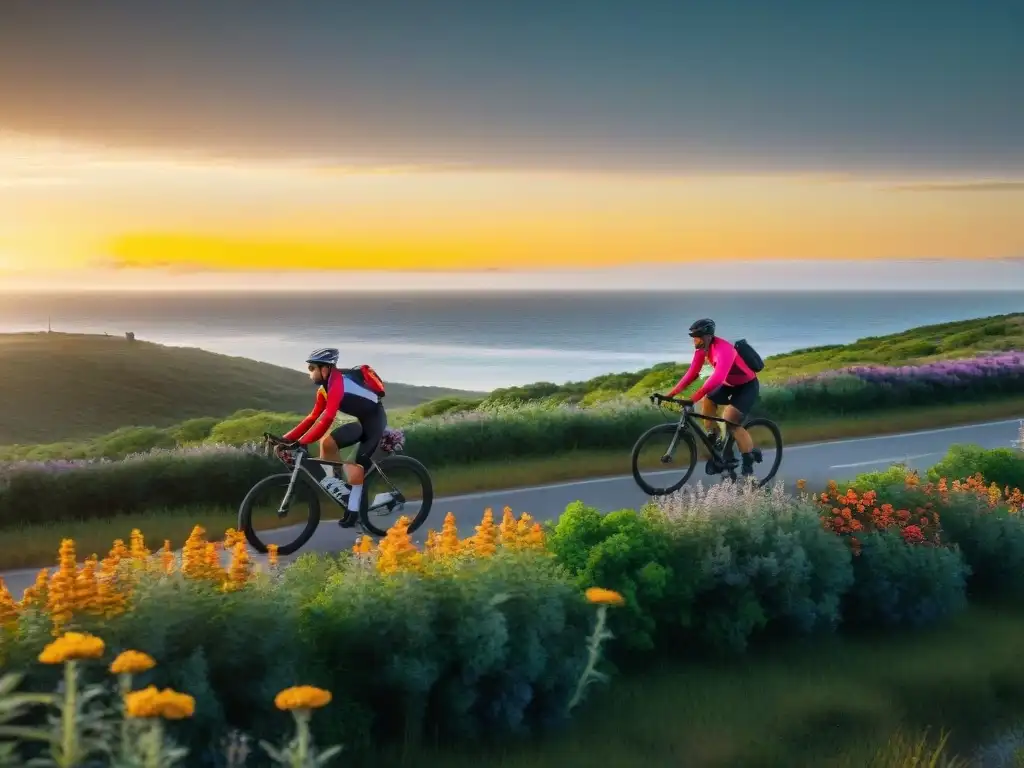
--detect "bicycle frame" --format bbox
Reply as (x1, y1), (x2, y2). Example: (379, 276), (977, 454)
(264, 436), (399, 518)
(657, 398), (740, 469)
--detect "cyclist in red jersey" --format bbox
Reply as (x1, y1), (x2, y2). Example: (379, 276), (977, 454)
(279, 347), (387, 527)
(653, 318), (759, 476)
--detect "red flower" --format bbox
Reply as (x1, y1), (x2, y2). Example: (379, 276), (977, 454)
(901, 525), (925, 544)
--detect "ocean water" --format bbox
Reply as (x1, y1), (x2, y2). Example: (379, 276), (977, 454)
(0, 291), (1021, 391)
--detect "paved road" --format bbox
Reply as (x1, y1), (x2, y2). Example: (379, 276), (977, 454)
(2, 418), (1020, 599)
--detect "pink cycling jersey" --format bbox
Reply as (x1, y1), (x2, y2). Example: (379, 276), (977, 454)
(666, 337), (757, 402)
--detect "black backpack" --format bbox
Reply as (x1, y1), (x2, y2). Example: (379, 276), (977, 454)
(734, 339), (764, 373)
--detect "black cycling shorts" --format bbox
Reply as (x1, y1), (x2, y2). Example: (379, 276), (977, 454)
(330, 405), (387, 470)
(707, 377), (759, 416)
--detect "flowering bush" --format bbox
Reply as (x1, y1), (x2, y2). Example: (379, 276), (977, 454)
(653, 481), (855, 652)
(783, 351), (1024, 414)
(810, 476), (972, 627)
(0, 508), (619, 760)
(815, 482), (946, 554)
(927, 443), (1024, 494)
(840, 465), (1024, 599)
(549, 482), (855, 658)
(0, 629), (340, 767)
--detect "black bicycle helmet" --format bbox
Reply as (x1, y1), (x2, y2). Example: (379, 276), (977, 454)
(688, 318), (716, 338)
(305, 347), (340, 366)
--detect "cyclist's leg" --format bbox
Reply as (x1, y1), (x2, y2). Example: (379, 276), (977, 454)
(722, 379), (760, 474)
(703, 388), (730, 446)
(327, 422), (363, 523)
(350, 406), (387, 513)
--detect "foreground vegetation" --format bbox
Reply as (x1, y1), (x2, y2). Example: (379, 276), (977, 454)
(385, 604), (1024, 768)
(2, 441), (1024, 765)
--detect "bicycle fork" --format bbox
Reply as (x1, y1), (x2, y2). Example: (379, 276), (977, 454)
(277, 454), (304, 518)
(661, 422), (686, 464)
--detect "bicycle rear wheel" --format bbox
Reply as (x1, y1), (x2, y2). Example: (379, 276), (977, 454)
(238, 472), (322, 555)
(359, 454), (434, 537)
(631, 423), (698, 496)
(723, 417), (783, 487)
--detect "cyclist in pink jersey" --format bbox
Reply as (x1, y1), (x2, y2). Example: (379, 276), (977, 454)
(653, 318), (760, 476)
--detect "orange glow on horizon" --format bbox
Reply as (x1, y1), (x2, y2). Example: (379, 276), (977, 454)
(0, 135), (1022, 273)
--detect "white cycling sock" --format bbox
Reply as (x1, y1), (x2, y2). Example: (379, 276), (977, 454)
(348, 484), (363, 512)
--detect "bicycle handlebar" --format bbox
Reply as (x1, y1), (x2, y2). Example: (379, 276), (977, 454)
(263, 433), (306, 452)
(649, 394), (694, 410)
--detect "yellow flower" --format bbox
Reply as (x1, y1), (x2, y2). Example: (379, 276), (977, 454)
(274, 685), (332, 711)
(74, 554), (100, 615)
(108, 539), (130, 563)
(470, 508), (498, 558)
(352, 535), (376, 555)
(499, 506), (518, 547)
(129, 529), (150, 561)
(424, 529), (441, 557)
(38, 631), (106, 664)
(438, 512), (460, 557)
(47, 539), (79, 632)
(0, 578), (18, 629)
(796, 479), (807, 491)
(96, 557), (128, 618)
(181, 525), (210, 579)
(125, 685), (196, 719)
(225, 540), (252, 589)
(19, 568), (50, 611)
(267, 543), (280, 568)
(585, 587), (625, 607)
(376, 516), (422, 574)
(110, 650), (156, 675)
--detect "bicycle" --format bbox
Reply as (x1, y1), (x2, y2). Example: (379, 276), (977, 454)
(630, 394), (783, 495)
(238, 431), (434, 555)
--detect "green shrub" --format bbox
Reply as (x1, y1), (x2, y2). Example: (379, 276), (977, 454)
(844, 531), (969, 628)
(547, 503), (702, 655)
(928, 444), (1024, 491)
(0, 447), (276, 527)
(656, 485), (854, 653)
(299, 551), (591, 746)
(407, 396), (482, 421)
(206, 412), (304, 446)
(549, 484), (856, 658)
(171, 417), (221, 444)
(857, 483), (1024, 601)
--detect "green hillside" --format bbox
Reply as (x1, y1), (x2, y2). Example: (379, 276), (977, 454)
(474, 312), (1024, 410)
(0, 333), (481, 444)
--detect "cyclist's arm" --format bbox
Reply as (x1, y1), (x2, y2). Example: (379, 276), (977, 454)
(293, 372), (345, 445)
(691, 343), (738, 402)
(282, 393), (326, 443)
(665, 348), (707, 398)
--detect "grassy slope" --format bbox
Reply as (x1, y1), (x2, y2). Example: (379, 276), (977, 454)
(473, 312), (1024, 407)
(0, 333), (482, 444)
(762, 311), (1024, 381)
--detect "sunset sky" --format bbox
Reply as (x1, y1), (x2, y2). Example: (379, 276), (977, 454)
(1, 0), (1022, 289)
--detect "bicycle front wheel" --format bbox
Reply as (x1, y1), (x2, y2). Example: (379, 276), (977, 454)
(238, 473), (322, 555)
(631, 423), (698, 496)
(359, 454), (434, 537)
(723, 417), (784, 487)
